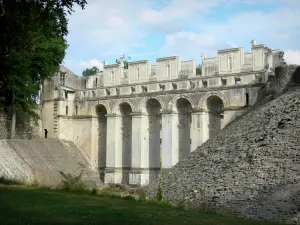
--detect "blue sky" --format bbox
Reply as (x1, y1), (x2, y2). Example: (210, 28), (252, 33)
(63, 0), (300, 75)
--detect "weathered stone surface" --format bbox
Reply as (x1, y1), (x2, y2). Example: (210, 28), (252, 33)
(0, 139), (102, 187)
(147, 65), (300, 224)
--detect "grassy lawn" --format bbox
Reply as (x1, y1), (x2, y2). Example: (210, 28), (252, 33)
(0, 186), (283, 225)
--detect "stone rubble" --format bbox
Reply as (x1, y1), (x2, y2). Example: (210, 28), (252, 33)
(147, 65), (300, 224)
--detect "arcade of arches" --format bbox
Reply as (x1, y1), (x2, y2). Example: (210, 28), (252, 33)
(94, 96), (224, 186)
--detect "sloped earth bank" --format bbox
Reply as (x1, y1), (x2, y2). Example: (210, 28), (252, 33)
(0, 139), (101, 187)
(147, 66), (300, 224)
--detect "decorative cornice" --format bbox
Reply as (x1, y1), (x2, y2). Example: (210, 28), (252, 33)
(160, 109), (178, 115)
(218, 47), (241, 53)
(130, 112), (147, 117)
(156, 56), (179, 61)
(105, 113), (121, 118)
(128, 60), (150, 65)
(57, 115), (95, 119)
(80, 71), (265, 91)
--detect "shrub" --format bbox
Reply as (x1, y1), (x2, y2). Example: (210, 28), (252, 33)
(59, 169), (89, 193)
(0, 176), (23, 185)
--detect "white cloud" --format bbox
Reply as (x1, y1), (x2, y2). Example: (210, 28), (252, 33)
(79, 59), (104, 70)
(64, 0), (300, 73)
(160, 6), (300, 62)
(284, 50), (300, 65)
(139, 0), (224, 32)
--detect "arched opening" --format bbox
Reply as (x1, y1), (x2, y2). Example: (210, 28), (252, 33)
(96, 104), (107, 182)
(207, 96), (224, 139)
(119, 102), (132, 184)
(177, 98), (192, 161)
(146, 99), (162, 179)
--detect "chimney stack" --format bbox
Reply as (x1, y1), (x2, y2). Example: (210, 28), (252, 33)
(251, 40), (256, 48)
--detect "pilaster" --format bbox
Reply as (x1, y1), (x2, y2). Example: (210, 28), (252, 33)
(105, 113), (122, 184)
(90, 116), (99, 169)
(199, 110), (209, 145)
(161, 110), (179, 168)
(129, 112), (149, 185)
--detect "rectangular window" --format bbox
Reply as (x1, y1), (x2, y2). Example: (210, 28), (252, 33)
(66, 106), (68, 115)
(111, 71), (114, 82)
(167, 65), (170, 77)
(136, 68), (140, 80)
(60, 73), (65, 85)
(75, 106), (78, 115)
(235, 77), (241, 85)
(221, 78), (227, 86)
(229, 57), (232, 71)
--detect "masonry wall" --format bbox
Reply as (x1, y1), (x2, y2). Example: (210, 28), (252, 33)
(58, 117), (92, 159)
(0, 108), (42, 140)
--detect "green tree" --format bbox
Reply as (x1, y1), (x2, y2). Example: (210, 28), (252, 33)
(0, 0), (87, 138)
(196, 64), (202, 75)
(115, 54), (131, 69)
(82, 66), (100, 76)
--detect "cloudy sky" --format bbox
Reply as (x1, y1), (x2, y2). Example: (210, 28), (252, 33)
(63, 0), (300, 75)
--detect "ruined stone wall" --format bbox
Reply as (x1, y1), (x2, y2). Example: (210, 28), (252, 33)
(147, 65), (300, 224)
(0, 108), (42, 140)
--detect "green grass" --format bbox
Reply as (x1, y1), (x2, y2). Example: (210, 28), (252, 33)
(0, 186), (283, 225)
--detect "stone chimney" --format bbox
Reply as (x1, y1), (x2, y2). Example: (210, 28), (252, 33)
(251, 40), (256, 48)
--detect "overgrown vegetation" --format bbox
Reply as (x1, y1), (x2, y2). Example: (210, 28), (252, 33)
(115, 54), (131, 69)
(0, 176), (23, 185)
(82, 66), (100, 76)
(196, 64), (202, 75)
(156, 157), (163, 201)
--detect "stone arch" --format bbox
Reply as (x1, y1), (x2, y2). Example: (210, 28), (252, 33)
(198, 92), (228, 110)
(171, 94), (195, 109)
(91, 101), (111, 116)
(113, 99), (136, 114)
(139, 96), (166, 113)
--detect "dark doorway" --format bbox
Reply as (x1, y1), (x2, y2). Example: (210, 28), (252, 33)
(44, 129), (48, 138)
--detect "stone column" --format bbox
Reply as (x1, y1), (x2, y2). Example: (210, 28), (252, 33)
(105, 113), (122, 184)
(90, 116), (99, 170)
(161, 110), (179, 168)
(190, 110), (209, 150)
(199, 111), (209, 145)
(129, 112), (149, 186)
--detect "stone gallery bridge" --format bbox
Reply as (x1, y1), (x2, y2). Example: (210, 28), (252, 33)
(41, 40), (284, 186)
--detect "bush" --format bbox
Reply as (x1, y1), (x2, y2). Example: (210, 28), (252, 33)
(0, 176), (23, 185)
(59, 170), (89, 193)
(156, 184), (163, 201)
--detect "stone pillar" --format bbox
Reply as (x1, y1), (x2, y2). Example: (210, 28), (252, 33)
(199, 111), (209, 145)
(191, 110), (209, 150)
(129, 112), (149, 186)
(161, 111), (179, 168)
(105, 113), (122, 184)
(90, 116), (99, 169)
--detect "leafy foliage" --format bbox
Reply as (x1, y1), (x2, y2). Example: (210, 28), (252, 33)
(0, 0), (87, 136)
(156, 157), (163, 201)
(59, 169), (88, 192)
(115, 54), (131, 69)
(196, 64), (202, 75)
(82, 66), (100, 76)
